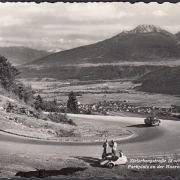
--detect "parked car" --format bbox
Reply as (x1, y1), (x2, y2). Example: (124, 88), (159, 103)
(144, 116), (161, 126)
(100, 151), (127, 168)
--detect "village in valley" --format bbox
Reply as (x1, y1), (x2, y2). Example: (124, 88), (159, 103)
(60, 100), (180, 119)
(21, 78), (180, 120)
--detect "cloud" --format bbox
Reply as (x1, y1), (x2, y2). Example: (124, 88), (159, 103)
(0, 16), (25, 27)
(0, 3), (179, 51)
(153, 10), (168, 16)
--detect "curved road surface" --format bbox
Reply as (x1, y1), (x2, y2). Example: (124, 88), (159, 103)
(0, 114), (180, 158)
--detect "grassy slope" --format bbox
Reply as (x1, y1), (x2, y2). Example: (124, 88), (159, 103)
(0, 86), (131, 142)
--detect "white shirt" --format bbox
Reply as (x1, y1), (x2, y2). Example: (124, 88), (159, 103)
(113, 142), (117, 150)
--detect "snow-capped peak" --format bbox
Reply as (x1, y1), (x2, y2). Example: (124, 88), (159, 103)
(120, 25), (165, 35)
(131, 25), (164, 33)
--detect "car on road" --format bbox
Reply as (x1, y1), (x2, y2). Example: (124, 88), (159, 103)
(144, 116), (161, 126)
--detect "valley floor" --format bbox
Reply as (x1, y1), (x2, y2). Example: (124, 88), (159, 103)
(20, 78), (180, 108)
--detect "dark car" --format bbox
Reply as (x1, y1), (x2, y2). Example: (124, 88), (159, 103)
(144, 116), (161, 126)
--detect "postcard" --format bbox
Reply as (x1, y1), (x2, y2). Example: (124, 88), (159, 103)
(0, 2), (179, 179)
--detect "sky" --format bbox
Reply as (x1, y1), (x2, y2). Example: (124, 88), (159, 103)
(0, 2), (180, 52)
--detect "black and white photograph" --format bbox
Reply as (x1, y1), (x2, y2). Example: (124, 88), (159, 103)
(0, 2), (180, 178)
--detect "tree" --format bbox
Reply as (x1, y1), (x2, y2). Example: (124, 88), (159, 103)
(67, 91), (79, 114)
(0, 55), (19, 91)
(53, 98), (57, 106)
(34, 95), (43, 110)
(0, 55), (35, 104)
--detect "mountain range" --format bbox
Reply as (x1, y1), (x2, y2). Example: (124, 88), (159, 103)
(16, 24), (180, 96)
(25, 24), (180, 66)
(0, 46), (50, 66)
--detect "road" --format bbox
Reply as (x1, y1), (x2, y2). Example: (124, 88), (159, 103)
(0, 114), (180, 158)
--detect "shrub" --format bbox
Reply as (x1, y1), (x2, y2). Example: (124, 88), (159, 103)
(34, 95), (60, 112)
(47, 113), (76, 126)
(34, 95), (43, 110)
(85, 109), (92, 115)
(12, 83), (35, 104)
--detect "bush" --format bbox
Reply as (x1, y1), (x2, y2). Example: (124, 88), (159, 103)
(12, 83), (35, 104)
(34, 95), (60, 112)
(42, 100), (60, 112)
(47, 113), (76, 126)
(85, 109), (92, 115)
(34, 95), (43, 110)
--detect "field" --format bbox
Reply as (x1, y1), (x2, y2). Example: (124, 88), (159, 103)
(20, 78), (180, 108)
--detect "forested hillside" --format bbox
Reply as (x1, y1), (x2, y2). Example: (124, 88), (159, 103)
(136, 66), (180, 95)
(18, 65), (161, 80)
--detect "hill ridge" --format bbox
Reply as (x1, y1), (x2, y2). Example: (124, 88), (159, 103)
(24, 24), (180, 67)
(0, 46), (50, 66)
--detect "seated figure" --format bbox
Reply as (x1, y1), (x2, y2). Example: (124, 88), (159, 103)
(119, 150), (123, 157)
